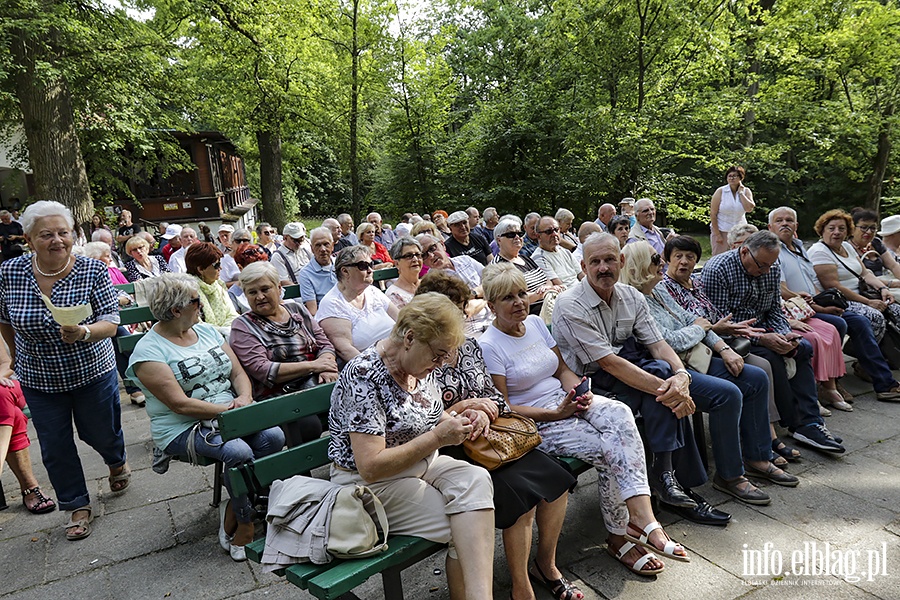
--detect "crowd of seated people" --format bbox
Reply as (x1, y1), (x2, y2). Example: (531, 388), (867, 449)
(10, 199), (900, 599)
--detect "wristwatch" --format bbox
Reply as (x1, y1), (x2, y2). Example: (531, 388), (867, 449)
(673, 368), (692, 384)
(81, 326), (92, 342)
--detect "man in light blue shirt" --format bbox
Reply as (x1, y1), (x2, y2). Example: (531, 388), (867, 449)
(298, 227), (337, 316)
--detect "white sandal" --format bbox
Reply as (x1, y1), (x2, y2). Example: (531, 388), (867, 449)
(607, 539), (664, 576)
(624, 521), (690, 562)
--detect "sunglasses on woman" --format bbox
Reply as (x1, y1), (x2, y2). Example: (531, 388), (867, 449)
(348, 261), (373, 271)
(499, 230), (524, 239)
(650, 253), (661, 266)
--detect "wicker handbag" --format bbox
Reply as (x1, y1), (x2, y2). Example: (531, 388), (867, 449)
(463, 412), (542, 471)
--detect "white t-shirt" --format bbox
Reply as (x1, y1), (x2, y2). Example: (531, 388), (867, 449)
(167, 247), (187, 273)
(807, 241), (864, 291)
(315, 285), (395, 352)
(531, 246), (581, 288)
(479, 315), (565, 409)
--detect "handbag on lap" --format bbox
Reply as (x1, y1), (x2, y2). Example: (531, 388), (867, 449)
(463, 412), (542, 471)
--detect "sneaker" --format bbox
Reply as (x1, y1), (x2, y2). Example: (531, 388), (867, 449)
(792, 424), (845, 454)
(876, 386), (900, 402)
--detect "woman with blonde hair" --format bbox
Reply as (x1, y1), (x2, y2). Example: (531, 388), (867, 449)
(329, 293), (496, 599)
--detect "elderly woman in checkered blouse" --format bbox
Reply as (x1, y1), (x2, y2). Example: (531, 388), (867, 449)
(0, 200), (130, 542)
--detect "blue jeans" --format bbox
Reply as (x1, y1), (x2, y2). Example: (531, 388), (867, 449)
(114, 325), (141, 395)
(690, 359), (770, 480)
(22, 369), (126, 511)
(750, 339), (823, 430)
(818, 310), (899, 392)
(165, 424), (285, 523)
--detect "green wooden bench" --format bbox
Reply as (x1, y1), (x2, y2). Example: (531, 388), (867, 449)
(216, 380), (593, 600)
(217, 382), (448, 600)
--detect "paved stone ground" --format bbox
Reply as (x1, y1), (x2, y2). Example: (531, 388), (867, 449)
(2, 368), (900, 599)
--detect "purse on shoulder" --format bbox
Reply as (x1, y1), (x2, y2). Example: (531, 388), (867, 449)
(678, 343), (712, 374)
(463, 412), (542, 471)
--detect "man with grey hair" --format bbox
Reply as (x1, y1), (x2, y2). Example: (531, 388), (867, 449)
(323, 217), (353, 253)
(473, 207), (498, 245)
(521, 212), (541, 258)
(595, 203), (617, 232)
(553, 231), (711, 514)
(366, 212), (396, 248)
(337, 213), (358, 245)
(167, 226), (199, 273)
(466, 206), (489, 246)
(701, 230), (845, 453)
(627, 198), (674, 255)
(769, 206), (900, 401)
(532, 216), (582, 288)
(298, 227), (337, 315)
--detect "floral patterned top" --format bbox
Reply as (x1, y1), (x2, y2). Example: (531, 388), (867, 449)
(433, 338), (508, 412)
(659, 273), (724, 322)
(328, 345), (444, 471)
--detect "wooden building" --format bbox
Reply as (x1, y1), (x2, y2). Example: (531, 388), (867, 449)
(118, 131), (257, 226)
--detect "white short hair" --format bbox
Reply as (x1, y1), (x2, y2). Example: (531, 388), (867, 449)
(21, 201), (75, 236)
(82, 241), (112, 259)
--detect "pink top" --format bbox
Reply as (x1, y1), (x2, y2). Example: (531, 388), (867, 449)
(108, 265), (129, 285)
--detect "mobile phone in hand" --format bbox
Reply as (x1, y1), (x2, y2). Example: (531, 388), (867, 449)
(573, 378), (589, 397)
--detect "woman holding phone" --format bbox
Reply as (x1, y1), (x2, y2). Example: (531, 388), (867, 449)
(479, 263), (688, 577)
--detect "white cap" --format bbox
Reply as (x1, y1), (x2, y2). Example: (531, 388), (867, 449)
(162, 224), (183, 240)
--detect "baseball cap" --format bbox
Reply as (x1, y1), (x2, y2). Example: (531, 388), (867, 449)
(162, 224), (183, 240)
(283, 222), (307, 239)
(217, 224), (235, 234)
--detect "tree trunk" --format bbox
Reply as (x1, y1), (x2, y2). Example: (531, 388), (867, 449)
(867, 102), (894, 212)
(10, 27), (93, 225)
(349, 0), (361, 222)
(256, 130), (286, 229)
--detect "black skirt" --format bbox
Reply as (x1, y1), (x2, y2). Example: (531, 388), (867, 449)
(442, 447), (577, 529)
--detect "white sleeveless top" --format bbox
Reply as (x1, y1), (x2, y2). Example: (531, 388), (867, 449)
(713, 184), (748, 233)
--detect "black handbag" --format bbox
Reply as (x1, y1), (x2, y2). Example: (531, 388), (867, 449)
(825, 245), (882, 300)
(812, 288), (849, 310)
(721, 336), (751, 357)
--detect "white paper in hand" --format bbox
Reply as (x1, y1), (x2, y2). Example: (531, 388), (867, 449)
(41, 293), (92, 326)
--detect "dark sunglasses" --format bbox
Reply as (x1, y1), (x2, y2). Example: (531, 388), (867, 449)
(499, 230), (524, 239)
(650, 253), (661, 265)
(539, 227), (560, 235)
(234, 238), (251, 243)
(211, 261), (221, 269)
(347, 261), (373, 271)
(188, 297), (201, 306)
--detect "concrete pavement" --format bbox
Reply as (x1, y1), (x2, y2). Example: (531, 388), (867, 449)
(2, 367), (900, 599)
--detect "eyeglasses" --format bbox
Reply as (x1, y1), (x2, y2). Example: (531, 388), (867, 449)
(347, 261), (373, 271)
(211, 261), (221, 269)
(538, 227), (560, 235)
(234, 238), (251, 243)
(427, 341), (455, 365)
(499, 231), (524, 239)
(423, 243), (441, 257)
(747, 248), (772, 272)
(397, 252), (423, 261)
(263, 229), (276, 235)
(188, 297), (201, 306)
(650, 253), (661, 266)
(857, 225), (877, 233)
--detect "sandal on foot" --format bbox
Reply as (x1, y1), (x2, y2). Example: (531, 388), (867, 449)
(109, 465), (131, 493)
(129, 392), (146, 407)
(624, 521), (690, 562)
(772, 454), (788, 468)
(772, 439), (801, 462)
(528, 562), (585, 600)
(22, 486), (56, 514)
(64, 506), (93, 541)
(607, 539), (664, 577)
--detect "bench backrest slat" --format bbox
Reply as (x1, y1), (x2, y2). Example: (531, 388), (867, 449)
(218, 383), (335, 441)
(228, 438), (331, 497)
(372, 267), (398, 283)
